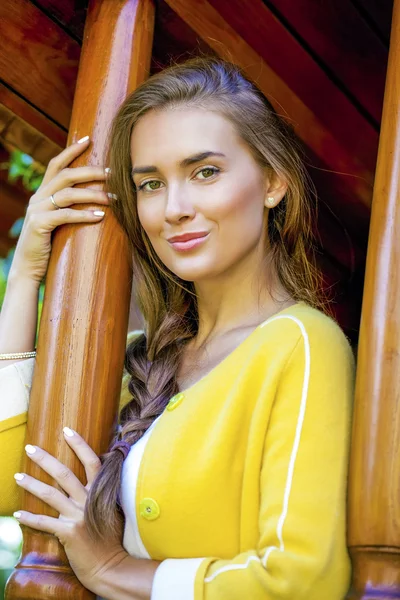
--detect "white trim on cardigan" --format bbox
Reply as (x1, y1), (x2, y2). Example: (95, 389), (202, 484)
(270, 316), (310, 559)
(204, 315), (310, 583)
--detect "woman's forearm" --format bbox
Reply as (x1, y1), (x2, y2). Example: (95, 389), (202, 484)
(0, 270), (40, 369)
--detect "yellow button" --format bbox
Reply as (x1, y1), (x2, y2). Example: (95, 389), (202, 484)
(139, 498), (160, 521)
(167, 392), (185, 411)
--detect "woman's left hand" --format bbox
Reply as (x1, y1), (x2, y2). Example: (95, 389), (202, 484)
(13, 428), (128, 594)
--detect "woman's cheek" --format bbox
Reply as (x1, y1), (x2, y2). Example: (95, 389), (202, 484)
(203, 178), (252, 215)
(137, 199), (162, 235)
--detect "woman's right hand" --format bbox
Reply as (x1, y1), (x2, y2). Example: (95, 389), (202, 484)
(10, 137), (110, 286)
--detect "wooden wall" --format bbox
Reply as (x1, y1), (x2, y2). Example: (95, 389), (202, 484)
(0, 0), (394, 338)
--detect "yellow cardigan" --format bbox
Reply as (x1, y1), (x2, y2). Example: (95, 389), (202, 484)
(0, 302), (355, 599)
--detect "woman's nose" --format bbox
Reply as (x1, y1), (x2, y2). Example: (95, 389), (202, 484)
(164, 184), (196, 223)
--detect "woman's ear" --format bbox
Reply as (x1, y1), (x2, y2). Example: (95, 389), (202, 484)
(263, 172), (288, 209)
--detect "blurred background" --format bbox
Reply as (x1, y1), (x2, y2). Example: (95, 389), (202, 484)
(0, 516), (23, 597)
(0, 142), (44, 597)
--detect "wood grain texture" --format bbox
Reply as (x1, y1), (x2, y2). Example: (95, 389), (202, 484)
(151, 0), (215, 71)
(210, 0), (379, 170)
(163, 0), (376, 213)
(5, 1), (155, 598)
(0, 103), (63, 165)
(0, 0), (80, 128)
(0, 83), (67, 150)
(34, 0), (88, 40)
(352, 0), (394, 44)
(266, 0), (388, 125)
(347, 0), (400, 595)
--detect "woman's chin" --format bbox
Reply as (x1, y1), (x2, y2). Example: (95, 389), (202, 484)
(168, 262), (218, 283)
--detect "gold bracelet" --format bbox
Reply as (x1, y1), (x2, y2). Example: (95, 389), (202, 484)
(0, 350), (37, 360)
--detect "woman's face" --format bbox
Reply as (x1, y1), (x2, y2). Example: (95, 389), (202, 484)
(130, 107), (273, 283)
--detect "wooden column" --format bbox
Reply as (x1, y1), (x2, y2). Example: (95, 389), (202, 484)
(347, 0), (400, 598)
(5, 1), (154, 599)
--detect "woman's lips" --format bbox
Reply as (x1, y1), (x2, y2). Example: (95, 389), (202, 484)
(168, 233), (210, 252)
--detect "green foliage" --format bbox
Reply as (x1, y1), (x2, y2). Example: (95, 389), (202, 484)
(7, 149), (45, 193)
(0, 150), (45, 336)
(0, 517), (23, 596)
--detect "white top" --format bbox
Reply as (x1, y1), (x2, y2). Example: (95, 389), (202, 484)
(120, 412), (203, 600)
(120, 415), (162, 558)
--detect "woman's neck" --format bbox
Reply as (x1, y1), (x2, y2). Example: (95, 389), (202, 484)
(192, 260), (293, 349)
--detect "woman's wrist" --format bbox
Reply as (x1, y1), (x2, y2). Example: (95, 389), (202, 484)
(0, 269), (40, 364)
(6, 267), (42, 291)
(93, 554), (160, 600)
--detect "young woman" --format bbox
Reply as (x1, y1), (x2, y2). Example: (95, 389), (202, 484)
(0, 58), (355, 599)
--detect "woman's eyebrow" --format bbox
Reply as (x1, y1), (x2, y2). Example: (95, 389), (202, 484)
(131, 151), (226, 177)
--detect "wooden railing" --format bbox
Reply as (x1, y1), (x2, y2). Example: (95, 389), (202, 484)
(346, 0), (400, 596)
(5, 1), (154, 598)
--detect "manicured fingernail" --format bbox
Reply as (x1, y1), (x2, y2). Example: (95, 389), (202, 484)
(13, 512), (21, 519)
(107, 193), (117, 199)
(105, 168), (111, 174)
(63, 427), (74, 437)
(93, 211), (105, 217)
(25, 444), (36, 455)
(14, 473), (25, 481)
(77, 135), (89, 144)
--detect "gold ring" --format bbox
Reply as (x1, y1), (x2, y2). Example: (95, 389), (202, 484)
(50, 194), (61, 210)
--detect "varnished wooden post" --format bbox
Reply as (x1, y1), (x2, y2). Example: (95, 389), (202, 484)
(347, 0), (400, 598)
(5, 1), (154, 599)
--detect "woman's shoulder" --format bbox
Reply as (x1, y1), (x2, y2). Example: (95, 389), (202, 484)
(250, 302), (355, 397)
(254, 301), (354, 361)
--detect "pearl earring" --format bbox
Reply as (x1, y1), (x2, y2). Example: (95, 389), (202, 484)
(267, 196), (275, 206)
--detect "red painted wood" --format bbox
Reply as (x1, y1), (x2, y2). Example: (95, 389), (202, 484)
(209, 0), (379, 174)
(353, 0), (394, 43)
(151, 0), (215, 72)
(34, 0), (88, 40)
(0, 0), (80, 129)
(267, 0), (388, 124)
(164, 0), (376, 223)
(0, 83), (67, 150)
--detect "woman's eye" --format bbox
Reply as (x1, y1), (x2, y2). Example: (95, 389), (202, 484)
(137, 180), (163, 192)
(195, 167), (220, 180)
(136, 167), (219, 192)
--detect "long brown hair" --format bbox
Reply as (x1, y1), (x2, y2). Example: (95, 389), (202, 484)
(85, 56), (325, 540)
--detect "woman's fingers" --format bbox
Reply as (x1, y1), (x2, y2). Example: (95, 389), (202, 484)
(13, 510), (71, 543)
(25, 208), (106, 233)
(14, 472), (79, 517)
(10, 135), (111, 286)
(21, 445), (88, 504)
(62, 428), (102, 487)
(31, 165), (109, 207)
(40, 136), (91, 187)
(29, 187), (112, 212)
